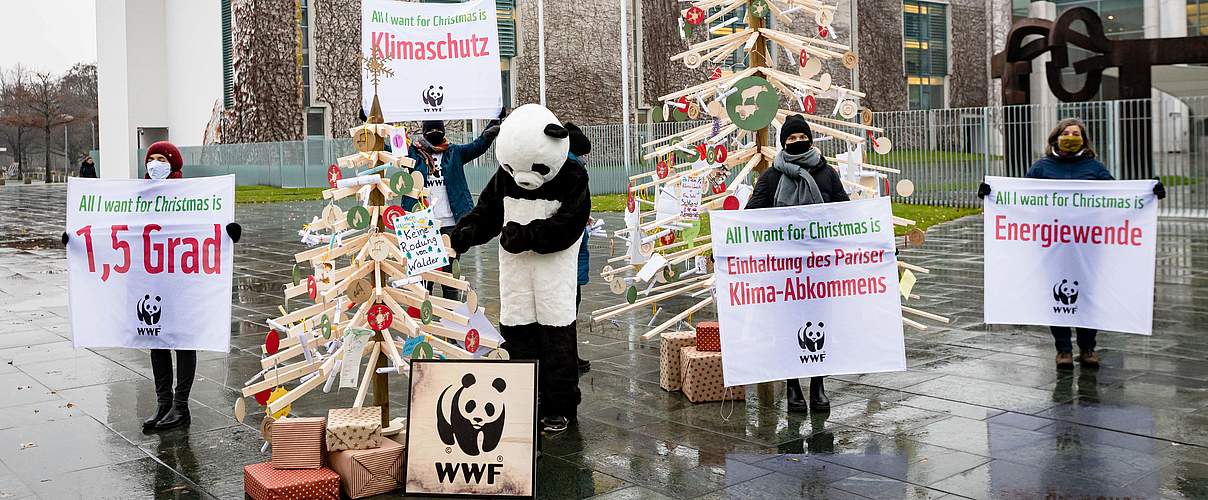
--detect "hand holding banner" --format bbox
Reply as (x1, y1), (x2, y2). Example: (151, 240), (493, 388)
(710, 198), (905, 386)
(66, 176), (235, 352)
(982, 176), (1158, 335)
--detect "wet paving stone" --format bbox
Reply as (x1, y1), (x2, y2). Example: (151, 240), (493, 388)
(1, 184), (1207, 498)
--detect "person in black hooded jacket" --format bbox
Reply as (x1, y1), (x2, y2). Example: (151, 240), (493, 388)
(746, 115), (845, 413)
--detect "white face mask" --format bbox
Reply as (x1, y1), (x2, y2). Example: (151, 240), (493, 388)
(147, 160), (171, 180)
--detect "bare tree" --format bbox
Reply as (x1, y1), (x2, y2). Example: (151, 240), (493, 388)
(0, 65), (38, 177)
(26, 71), (74, 180)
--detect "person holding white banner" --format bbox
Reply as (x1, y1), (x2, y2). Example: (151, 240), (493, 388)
(979, 118), (1165, 370)
(746, 115), (848, 413)
(62, 142), (243, 431)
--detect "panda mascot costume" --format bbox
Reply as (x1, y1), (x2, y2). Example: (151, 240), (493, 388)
(449, 104), (590, 431)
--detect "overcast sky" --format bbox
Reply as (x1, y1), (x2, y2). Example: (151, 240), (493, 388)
(0, 1), (97, 74)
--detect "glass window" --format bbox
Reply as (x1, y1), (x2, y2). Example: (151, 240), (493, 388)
(903, 0), (947, 109)
(1191, 0), (1208, 35)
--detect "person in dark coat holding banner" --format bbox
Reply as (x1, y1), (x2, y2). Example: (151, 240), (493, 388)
(62, 141), (243, 431)
(747, 115), (846, 413)
(978, 118), (1165, 370)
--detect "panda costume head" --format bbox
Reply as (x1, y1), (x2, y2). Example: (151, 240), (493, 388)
(495, 104), (571, 190)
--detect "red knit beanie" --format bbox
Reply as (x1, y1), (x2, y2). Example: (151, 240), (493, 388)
(144, 141), (183, 178)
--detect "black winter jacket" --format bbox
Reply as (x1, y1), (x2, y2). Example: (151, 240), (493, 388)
(746, 156), (850, 209)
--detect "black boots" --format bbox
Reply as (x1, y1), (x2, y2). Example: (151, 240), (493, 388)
(155, 403), (191, 430)
(787, 377), (830, 413)
(142, 404), (172, 430)
(809, 377), (830, 412)
(786, 379), (808, 412)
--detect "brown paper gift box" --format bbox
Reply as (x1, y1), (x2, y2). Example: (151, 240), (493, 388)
(695, 321), (721, 352)
(325, 407), (383, 451)
(680, 346), (746, 403)
(271, 416), (327, 469)
(328, 438), (404, 498)
(244, 461), (339, 500)
(660, 331), (697, 391)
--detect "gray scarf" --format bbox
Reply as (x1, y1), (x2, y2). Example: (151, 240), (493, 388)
(772, 148), (825, 207)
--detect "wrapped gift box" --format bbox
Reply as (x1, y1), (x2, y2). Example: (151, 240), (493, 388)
(244, 461), (339, 500)
(271, 416), (327, 469)
(328, 438), (404, 498)
(680, 346), (745, 403)
(659, 331), (697, 391)
(326, 407), (383, 452)
(695, 321), (720, 352)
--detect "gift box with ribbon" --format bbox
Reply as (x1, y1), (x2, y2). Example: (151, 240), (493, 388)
(680, 346), (745, 403)
(244, 461), (340, 500)
(325, 407), (383, 452)
(659, 331), (697, 391)
(271, 416), (327, 469)
(695, 321), (721, 352)
(328, 438), (404, 498)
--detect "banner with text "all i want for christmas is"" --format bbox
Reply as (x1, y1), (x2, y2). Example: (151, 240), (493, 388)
(710, 198), (906, 386)
(65, 176), (235, 352)
(983, 176), (1159, 335)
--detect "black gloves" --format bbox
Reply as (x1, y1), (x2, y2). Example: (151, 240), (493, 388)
(482, 125), (500, 140)
(1153, 178), (1166, 200)
(977, 182), (991, 200)
(566, 122), (591, 157)
(499, 222), (528, 254)
(61, 232), (69, 246)
(226, 223), (242, 243)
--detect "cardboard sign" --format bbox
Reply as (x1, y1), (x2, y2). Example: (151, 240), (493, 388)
(66, 176), (234, 352)
(710, 198), (905, 385)
(395, 208), (450, 276)
(362, 0), (503, 121)
(983, 177), (1158, 335)
(404, 359), (537, 497)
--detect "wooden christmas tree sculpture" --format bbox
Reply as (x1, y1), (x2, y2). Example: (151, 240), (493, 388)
(235, 51), (505, 434)
(592, 0), (949, 338)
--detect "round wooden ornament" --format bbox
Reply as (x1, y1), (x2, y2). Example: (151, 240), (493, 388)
(321, 205), (343, 227)
(896, 179), (915, 197)
(842, 51), (859, 69)
(838, 100), (858, 119)
(872, 136), (893, 155)
(346, 278), (373, 304)
(609, 278), (626, 294)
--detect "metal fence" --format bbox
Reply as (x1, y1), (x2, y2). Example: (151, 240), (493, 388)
(158, 95), (1208, 217)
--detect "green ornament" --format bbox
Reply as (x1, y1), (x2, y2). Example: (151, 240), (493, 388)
(451, 259), (461, 276)
(291, 263), (301, 287)
(420, 300), (433, 325)
(725, 76), (779, 131)
(319, 314), (332, 339)
(626, 285), (638, 304)
(682, 220), (701, 248)
(412, 342), (433, 359)
(662, 266), (680, 283)
(751, 0), (767, 16)
(390, 170), (413, 195)
(651, 106), (665, 123)
(346, 205), (371, 230)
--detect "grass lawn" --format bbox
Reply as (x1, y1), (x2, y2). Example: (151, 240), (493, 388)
(590, 193), (980, 236)
(870, 149), (1000, 164)
(1159, 175), (1201, 187)
(235, 185), (327, 203)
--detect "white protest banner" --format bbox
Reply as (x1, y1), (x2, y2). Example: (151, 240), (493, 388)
(362, 0), (502, 122)
(395, 208), (449, 276)
(983, 176), (1158, 335)
(66, 176), (235, 352)
(710, 197), (905, 386)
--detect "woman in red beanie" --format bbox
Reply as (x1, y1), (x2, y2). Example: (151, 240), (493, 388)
(63, 140), (243, 431)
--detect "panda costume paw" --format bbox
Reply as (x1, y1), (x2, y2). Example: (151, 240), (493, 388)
(449, 104), (590, 420)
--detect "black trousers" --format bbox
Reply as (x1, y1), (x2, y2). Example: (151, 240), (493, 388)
(500, 322), (580, 418)
(150, 349), (197, 407)
(1051, 326), (1097, 353)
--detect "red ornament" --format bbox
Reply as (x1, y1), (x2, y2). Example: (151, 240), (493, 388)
(802, 95), (817, 114)
(714, 145), (729, 164)
(626, 185), (636, 213)
(684, 6), (705, 25)
(656, 161), (670, 179)
(254, 389), (272, 406)
(327, 164), (342, 188)
(464, 329), (481, 354)
(708, 67), (723, 81)
(382, 205), (405, 230)
(307, 275), (318, 301)
(799, 49), (809, 67)
(695, 143), (709, 161)
(367, 303), (393, 331)
(818, 26), (830, 38)
(676, 96), (689, 112)
(264, 331), (280, 355)
(723, 196), (740, 210)
(407, 306), (421, 319)
(712, 181), (727, 195)
(660, 232), (676, 246)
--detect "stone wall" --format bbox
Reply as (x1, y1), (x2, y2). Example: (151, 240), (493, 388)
(855, 0), (907, 112)
(948, 0), (990, 108)
(312, 0), (362, 139)
(222, 0), (304, 143)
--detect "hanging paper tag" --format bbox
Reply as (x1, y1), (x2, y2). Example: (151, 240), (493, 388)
(900, 269), (918, 299)
(679, 176), (704, 220)
(339, 328), (372, 389)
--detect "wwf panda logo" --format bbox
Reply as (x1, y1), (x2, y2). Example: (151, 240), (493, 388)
(798, 321), (824, 352)
(422, 85), (445, 107)
(1053, 279), (1079, 305)
(136, 294), (162, 326)
(436, 373), (506, 456)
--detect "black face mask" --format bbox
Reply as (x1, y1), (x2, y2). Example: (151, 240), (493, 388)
(424, 131), (445, 144)
(784, 141), (811, 155)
